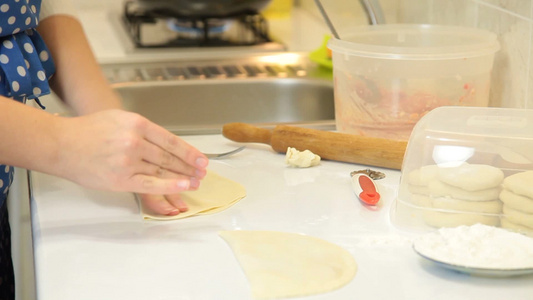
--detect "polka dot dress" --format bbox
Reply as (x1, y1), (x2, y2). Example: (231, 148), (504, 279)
(0, 0), (55, 103)
(1, 1), (56, 299)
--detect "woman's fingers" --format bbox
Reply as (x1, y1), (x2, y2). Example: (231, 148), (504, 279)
(138, 160), (202, 190)
(139, 193), (188, 216)
(128, 162), (203, 194)
(128, 174), (191, 195)
(141, 120), (209, 170)
(139, 139), (202, 179)
(164, 193), (189, 212)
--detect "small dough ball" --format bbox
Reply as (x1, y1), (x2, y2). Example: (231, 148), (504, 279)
(500, 189), (533, 214)
(285, 147), (321, 168)
(503, 171), (533, 199)
(503, 205), (533, 229)
(428, 180), (500, 201)
(407, 165), (439, 186)
(437, 163), (504, 191)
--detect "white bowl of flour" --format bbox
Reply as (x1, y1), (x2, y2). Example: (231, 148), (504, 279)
(413, 223), (533, 277)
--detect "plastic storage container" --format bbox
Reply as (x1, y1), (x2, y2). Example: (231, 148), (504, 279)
(391, 107), (533, 236)
(328, 24), (500, 141)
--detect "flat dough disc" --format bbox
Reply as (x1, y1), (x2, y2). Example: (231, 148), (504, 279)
(503, 171), (533, 199)
(408, 194), (432, 207)
(407, 165), (439, 187)
(428, 180), (500, 201)
(431, 197), (502, 214)
(500, 189), (533, 213)
(503, 205), (533, 229)
(437, 163), (504, 191)
(501, 218), (533, 237)
(219, 230), (357, 300)
(141, 170), (246, 220)
(408, 184), (430, 196)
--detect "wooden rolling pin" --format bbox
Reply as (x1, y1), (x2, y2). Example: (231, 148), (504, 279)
(222, 123), (408, 170)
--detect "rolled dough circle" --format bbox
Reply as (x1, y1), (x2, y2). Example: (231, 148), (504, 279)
(219, 230), (357, 299)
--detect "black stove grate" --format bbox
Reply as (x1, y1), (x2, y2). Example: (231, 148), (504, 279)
(123, 1), (273, 48)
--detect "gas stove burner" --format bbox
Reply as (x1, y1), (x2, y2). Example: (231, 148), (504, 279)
(166, 18), (233, 39)
(122, 0), (274, 48)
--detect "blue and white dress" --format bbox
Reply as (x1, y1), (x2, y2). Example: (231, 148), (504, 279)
(0, 0), (55, 206)
(0, 0), (55, 298)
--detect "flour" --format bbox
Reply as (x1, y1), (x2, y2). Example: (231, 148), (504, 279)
(413, 224), (533, 269)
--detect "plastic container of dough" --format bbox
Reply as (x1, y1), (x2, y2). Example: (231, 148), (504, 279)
(391, 106), (533, 236)
(328, 24), (499, 141)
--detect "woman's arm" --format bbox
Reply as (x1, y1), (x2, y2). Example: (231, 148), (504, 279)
(31, 14), (208, 215)
(0, 97), (206, 196)
(0, 97), (64, 174)
(37, 15), (122, 114)
(0, 13), (209, 215)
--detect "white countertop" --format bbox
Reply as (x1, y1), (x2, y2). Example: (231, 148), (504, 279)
(30, 134), (533, 300)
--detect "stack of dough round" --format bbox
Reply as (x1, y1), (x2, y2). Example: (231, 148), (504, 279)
(500, 171), (533, 237)
(407, 163), (504, 228)
(406, 165), (438, 208)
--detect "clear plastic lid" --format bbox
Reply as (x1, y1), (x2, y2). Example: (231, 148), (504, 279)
(328, 24), (500, 60)
(393, 107), (533, 234)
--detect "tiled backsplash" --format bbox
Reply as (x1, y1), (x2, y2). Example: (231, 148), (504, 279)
(299, 0), (533, 109)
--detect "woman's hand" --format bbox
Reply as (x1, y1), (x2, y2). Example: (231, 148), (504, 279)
(55, 109), (208, 195)
(31, 15), (208, 215)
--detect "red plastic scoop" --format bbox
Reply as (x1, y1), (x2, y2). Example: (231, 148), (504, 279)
(351, 173), (380, 205)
